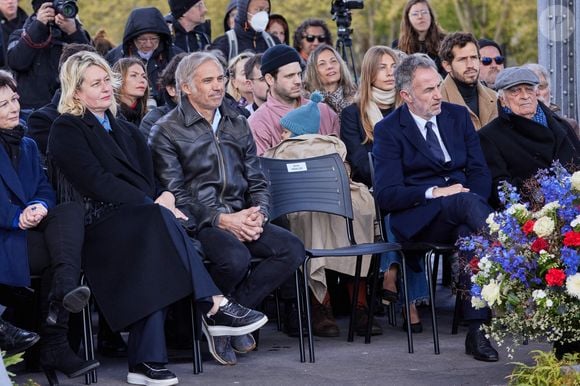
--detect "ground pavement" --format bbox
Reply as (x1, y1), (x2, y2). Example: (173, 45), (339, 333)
(13, 286), (552, 386)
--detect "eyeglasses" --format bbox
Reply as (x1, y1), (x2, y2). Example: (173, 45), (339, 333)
(304, 34), (326, 43)
(481, 56), (505, 66)
(135, 36), (160, 45)
(409, 10), (430, 18)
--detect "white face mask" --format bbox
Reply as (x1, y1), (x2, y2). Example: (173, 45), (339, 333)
(249, 11), (269, 32)
(137, 50), (153, 61)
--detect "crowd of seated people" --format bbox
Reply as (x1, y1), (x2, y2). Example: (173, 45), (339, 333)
(1, 0), (579, 383)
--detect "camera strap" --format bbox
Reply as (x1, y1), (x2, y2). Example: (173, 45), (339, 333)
(226, 29), (276, 61)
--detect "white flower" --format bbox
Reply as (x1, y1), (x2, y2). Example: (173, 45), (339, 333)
(534, 201), (560, 218)
(571, 171), (580, 191)
(546, 299), (553, 307)
(481, 280), (501, 307)
(566, 273), (580, 299)
(471, 296), (486, 309)
(486, 213), (500, 233)
(571, 215), (580, 229)
(532, 289), (546, 300)
(533, 216), (555, 238)
(507, 203), (529, 221)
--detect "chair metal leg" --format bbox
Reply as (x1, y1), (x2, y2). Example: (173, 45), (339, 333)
(190, 299), (203, 374)
(400, 251), (413, 353)
(451, 291), (462, 335)
(294, 270), (305, 363)
(80, 275), (96, 384)
(366, 254), (381, 344)
(431, 253), (440, 296)
(425, 250), (440, 354)
(302, 257), (315, 363)
(274, 289), (282, 332)
(348, 254), (363, 342)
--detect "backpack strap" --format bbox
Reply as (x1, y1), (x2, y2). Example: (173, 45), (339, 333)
(226, 29), (238, 61)
(262, 31), (276, 48)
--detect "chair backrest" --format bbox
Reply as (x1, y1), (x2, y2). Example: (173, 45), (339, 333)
(368, 151), (388, 242)
(259, 153), (354, 221)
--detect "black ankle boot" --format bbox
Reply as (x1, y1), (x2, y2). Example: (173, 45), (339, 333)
(40, 342), (100, 385)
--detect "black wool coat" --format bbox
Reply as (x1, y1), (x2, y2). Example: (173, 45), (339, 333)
(479, 102), (580, 208)
(48, 111), (195, 331)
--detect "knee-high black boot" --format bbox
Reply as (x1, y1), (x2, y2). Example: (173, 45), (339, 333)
(40, 203), (90, 322)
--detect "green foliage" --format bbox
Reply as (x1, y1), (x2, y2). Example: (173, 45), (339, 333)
(1, 351), (40, 386)
(507, 350), (580, 386)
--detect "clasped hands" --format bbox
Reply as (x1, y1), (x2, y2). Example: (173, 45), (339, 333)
(218, 206), (264, 242)
(432, 183), (470, 198)
(19, 204), (47, 230)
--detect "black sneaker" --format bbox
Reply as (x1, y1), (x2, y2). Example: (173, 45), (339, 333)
(127, 362), (178, 386)
(203, 299), (268, 336)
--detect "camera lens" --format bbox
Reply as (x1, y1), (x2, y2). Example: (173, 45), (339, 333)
(60, 3), (78, 18)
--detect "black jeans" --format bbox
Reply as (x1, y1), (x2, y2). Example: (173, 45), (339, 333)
(197, 223), (305, 309)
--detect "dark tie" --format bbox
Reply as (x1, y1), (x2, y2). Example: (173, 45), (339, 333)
(425, 121), (445, 163)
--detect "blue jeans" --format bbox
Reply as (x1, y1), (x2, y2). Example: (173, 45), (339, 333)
(380, 218), (428, 305)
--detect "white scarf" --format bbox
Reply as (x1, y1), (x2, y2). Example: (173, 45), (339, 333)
(366, 86), (396, 128)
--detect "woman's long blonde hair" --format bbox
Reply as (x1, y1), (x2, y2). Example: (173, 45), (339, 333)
(303, 44), (356, 97)
(58, 51), (120, 116)
(356, 46), (402, 144)
(226, 52), (254, 101)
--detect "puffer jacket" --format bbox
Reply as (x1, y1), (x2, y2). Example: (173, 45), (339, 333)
(105, 7), (182, 105)
(148, 96), (270, 234)
(211, 0), (279, 60)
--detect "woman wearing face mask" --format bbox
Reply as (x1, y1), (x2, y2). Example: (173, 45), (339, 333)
(211, 0), (280, 62)
(113, 58), (149, 127)
(304, 44), (356, 116)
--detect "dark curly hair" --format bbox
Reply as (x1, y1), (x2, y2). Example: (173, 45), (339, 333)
(438, 32), (479, 64)
(293, 19), (332, 55)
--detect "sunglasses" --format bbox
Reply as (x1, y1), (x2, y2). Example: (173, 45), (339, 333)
(304, 34), (326, 43)
(481, 56), (505, 66)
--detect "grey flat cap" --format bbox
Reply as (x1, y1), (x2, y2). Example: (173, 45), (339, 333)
(494, 67), (539, 90)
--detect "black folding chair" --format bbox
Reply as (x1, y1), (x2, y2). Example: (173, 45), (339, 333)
(260, 153), (401, 362)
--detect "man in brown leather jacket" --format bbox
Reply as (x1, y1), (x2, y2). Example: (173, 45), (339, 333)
(148, 51), (304, 366)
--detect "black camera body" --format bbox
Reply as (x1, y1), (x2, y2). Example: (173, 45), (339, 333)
(52, 0), (78, 18)
(332, 0), (364, 11)
(330, 0), (363, 39)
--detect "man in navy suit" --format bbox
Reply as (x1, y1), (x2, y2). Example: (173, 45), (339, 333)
(373, 53), (498, 362)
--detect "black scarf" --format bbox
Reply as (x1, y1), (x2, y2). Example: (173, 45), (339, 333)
(0, 125), (25, 170)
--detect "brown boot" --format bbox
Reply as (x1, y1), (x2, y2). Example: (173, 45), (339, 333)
(311, 295), (339, 337)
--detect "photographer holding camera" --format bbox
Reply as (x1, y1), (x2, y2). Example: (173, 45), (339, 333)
(6, 0), (89, 121)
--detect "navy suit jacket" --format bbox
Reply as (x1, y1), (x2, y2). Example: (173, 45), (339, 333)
(0, 136), (55, 286)
(372, 102), (491, 240)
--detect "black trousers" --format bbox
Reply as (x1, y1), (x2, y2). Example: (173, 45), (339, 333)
(413, 193), (492, 321)
(197, 223), (305, 309)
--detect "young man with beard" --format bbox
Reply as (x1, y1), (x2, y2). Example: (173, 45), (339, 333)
(248, 45), (339, 155)
(439, 32), (497, 130)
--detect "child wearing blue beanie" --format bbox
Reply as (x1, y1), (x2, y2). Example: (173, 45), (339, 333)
(280, 91), (323, 139)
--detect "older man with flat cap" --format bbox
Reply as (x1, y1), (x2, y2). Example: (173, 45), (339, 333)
(479, 66), (580, 208)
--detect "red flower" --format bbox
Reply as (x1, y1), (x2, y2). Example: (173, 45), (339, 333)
(545, 268), (566, 287)
(469, 257), (480, 274)
(522, 220), (536, 235)
(563, 231), (580, 247)
(492, 241), (502, 248)
(531, 237), (549, 253)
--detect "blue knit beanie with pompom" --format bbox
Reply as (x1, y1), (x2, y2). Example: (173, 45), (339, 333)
(280, 91), (323, 137)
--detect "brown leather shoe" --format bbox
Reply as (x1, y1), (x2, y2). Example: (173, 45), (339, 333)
(311, 297), (340, 337)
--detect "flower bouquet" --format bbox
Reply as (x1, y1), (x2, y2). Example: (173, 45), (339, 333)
(458, 163), (580, 353)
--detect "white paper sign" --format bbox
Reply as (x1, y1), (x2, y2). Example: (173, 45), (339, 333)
(286, 162), (307, 172)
